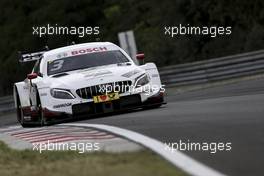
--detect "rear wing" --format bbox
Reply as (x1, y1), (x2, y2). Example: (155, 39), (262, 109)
(19, 47), (49, 63)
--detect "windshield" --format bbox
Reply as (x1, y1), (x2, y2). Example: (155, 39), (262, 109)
(47, 50), (130, 75)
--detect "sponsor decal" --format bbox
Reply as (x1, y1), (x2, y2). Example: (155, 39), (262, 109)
(84, 70), (112, 78)
(57, 53), (68, 58)
(71, 47), (107, 56)
(53, 103), (72, 109)
(94, 70), (112, 77)
(93, 93), (119, 103)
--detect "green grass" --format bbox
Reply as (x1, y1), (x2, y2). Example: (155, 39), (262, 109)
(0, 141), (187, 176)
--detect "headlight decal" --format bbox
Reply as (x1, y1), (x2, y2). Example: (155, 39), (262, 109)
(50, 88), (75, 99)
(135, 74), (150, 88)
(122, 69), (141, 78)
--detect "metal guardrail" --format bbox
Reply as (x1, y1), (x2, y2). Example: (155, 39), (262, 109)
(0, 96), (15, 114)
(1, 50), (264, 114)
(160, 50), (264, 86)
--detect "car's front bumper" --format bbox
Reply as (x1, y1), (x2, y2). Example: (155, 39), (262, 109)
(43, 90), (165, 120)
(72, 94), (142, 117)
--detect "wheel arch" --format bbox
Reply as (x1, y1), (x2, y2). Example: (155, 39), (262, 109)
(13, 82), (30, 108)
(140, 62), (162, 86)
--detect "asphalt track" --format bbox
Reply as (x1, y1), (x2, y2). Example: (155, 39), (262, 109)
(1, 78), (264, 176)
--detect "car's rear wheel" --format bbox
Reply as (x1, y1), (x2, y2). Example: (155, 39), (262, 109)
(18, 105), (25, 127)
(15, 87), (45, 127)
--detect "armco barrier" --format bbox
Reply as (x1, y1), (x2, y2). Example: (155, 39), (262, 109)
(0, 96), (15, 114)
(1, 50), (264, 114)
(160, 50), (264, 86)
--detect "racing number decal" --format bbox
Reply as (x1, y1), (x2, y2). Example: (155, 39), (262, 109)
(50, 60), (64, 71)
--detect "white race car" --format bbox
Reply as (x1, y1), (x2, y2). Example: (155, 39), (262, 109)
(14, 42), (165, 127)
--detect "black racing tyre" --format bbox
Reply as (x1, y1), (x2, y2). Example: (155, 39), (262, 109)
(143, 92), (164, 110)
(39, 109), (47, 126)
(36, 90), (47, 126)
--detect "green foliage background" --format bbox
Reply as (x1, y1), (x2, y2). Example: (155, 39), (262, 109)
(0, 0), (264, 95)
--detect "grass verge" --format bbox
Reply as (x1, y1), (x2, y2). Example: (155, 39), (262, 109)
(0, 141), (187, 176)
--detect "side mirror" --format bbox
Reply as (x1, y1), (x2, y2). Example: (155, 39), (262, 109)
(27, 73), (38, 80)
(136, 53), (145, 65)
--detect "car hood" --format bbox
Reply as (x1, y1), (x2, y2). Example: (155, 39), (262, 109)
(47, 64), (143, 89)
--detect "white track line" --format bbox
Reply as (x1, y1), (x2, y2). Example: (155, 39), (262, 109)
(61, 123), (226, 176)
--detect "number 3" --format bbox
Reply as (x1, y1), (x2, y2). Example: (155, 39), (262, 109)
(50, 60), (64, 71)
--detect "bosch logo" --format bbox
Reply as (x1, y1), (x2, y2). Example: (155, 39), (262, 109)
(72, 47), (107, 56)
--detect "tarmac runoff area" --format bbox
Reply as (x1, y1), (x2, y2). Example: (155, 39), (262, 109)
(0, 125), (143, 153)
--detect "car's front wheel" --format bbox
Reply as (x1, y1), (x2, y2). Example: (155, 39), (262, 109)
(35, 91), (47, 126)
(39, 108), (47, 126)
